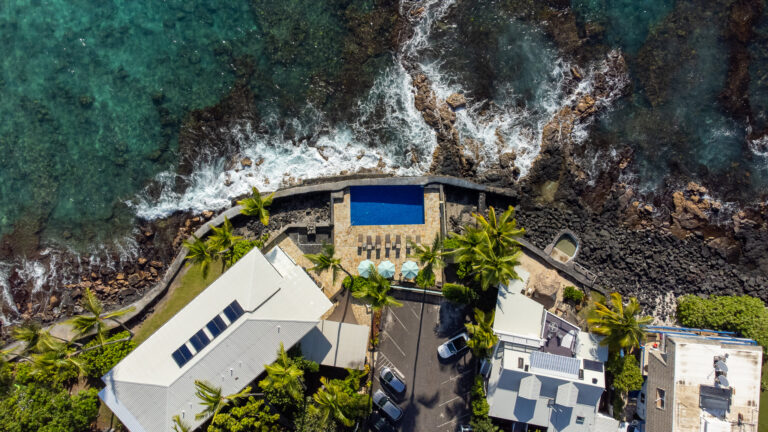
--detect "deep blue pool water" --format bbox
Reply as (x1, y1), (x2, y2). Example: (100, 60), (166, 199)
(350, 186), (425, 226)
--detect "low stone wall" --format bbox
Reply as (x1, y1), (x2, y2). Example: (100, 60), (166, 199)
(6, 175), (526, 349)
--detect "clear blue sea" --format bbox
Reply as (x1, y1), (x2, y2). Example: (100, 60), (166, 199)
(2, 0), (768, 322)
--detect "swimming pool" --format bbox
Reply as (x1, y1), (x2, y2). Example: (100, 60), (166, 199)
(350, 185), (425, 226)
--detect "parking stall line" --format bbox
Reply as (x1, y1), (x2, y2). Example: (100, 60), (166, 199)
(440, 369), (473, 385)
(437, 413), (470, 429)
(383, 332), (407, 357)
(389, 308), (408, 331)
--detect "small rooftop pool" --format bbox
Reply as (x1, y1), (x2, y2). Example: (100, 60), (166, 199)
(350, 185), (424, 226)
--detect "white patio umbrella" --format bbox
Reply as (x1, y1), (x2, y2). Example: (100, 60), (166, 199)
(378, 261), (396, 279)
(401, 260), (419, 279)
(357, 260), (375, 277)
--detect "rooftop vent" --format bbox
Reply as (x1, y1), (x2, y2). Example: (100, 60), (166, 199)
(716, 375), (730, 388)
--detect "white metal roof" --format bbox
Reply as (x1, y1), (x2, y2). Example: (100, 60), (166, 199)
(494, 268), (545, 340)
(100, 246), (333, 432)
(300, 320), (369, 370)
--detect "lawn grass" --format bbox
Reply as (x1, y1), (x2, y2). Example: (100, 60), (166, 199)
(132, 263), (223, 345)
(760, 389), (768, 432)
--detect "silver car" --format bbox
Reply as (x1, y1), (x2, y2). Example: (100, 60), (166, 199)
(373, 389), (403, 423)
(379, 366), (406, 396)
(438, 332), (469, 359)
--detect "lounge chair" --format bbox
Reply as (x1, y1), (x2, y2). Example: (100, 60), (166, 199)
(394, 234), (401, 249)
(375, 235), (382, 251)
(385, 234), (391, 249)
(415, 235), (421, 245)
(358, 234), (363, 250)
(366, 235), (373, 251)
(406, 235), (412, 254)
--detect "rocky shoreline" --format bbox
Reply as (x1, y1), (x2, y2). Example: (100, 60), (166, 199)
(2, 0), (768, 334)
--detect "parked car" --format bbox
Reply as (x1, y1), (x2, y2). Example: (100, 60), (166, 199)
(438, 332), (469, 360)
(458, 425), (473, 432)
(379, 366), (406, 396)
(370, 414), (397, 432)
(373, 389), (404, 423)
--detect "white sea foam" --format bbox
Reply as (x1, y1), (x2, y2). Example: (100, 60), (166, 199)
(133, 62), (436, 220)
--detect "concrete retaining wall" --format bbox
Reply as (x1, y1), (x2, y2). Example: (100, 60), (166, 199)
(7, 174), (563, 348)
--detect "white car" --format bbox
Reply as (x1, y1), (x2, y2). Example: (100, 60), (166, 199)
(373, 389), (403, 423)
(438, 332), (469, 360)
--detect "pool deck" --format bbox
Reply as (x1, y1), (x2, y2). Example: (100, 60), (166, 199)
(332, 186), (443, 291)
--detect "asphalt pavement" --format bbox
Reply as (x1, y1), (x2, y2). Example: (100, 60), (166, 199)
(371, 292), (474, 431)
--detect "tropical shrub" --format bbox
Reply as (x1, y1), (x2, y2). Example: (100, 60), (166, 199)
(0, 384), (99, 432)
(78, 331), (135, 379)
(677, 295), (768, 353)
(415, 268), (435, 289)
(208, 397), (281, 432)
(455, 261), (473, 281)
(442, 283), (478, 305)
(563, 286), (584, 304)
(607, 354), (643, 393)
(341, 276), (369, 294)
(226, 234), (270, 267)
(470, 375), (490, 418)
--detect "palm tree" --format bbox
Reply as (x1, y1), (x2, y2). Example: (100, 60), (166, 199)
(471, 234), (522, 290)
(447, 226), (485, 265)
(171, 415), (190, 432)
(465, 308), (498, 358)
(474, 205), (524, 255)
(208, 216), (243, 267)
(311, 377), (354, 427)
(194, 380), (252, 421)
(183, 234), (216, 279)
(355, 266), (403, 347)
(304, 243), (350, 284)
(442, 283), (477, 305)
(12, 321), (69, 354)
(354, 266), (403, 313)
(409, 233), (445, 286)
(238, 186), (275, 226)
(29, 344), (84, 379)
(587, 292), (652, 354)
(260, 342), (305, 400)
(71, 287), (134, 346)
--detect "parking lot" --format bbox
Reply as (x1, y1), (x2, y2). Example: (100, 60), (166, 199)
(371, 291), (474, 431)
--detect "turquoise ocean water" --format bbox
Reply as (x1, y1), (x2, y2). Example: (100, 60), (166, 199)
(1, 0), (768, 322)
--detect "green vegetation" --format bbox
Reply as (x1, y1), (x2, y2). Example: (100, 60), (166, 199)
(446, 205), (524, 295)
(209, 397), (282, 432)
(183, 216), (244, 279)
(71, 287), (134, 346)
(677, 295), (768, 353)
(0, 289), (136, 432)
(341, 275), (370, 294)
(587, 292), (652, 354)
(78, 331), (135, 379)
(179, 347), (368, 431)
(305, 243), (351, 284)
(238, 186), (275, 226)
(193, 380), (252, 421)
(352, 266), (403, 314)
(226, 233), (270, 267)
(465, 308), (498, 358)
(562, 286), (584, 304)
(607, 354), (643, 393)
(469, 375), (499, 432)
(409, 233), (446, 288)
(442, 282), (478, 305)
(133, 264), (223, 344)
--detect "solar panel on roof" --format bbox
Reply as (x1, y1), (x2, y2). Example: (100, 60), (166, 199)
(530, 351), (580, 377)
(190, 329), (210, 351)
(583, 359), (603, 372)
(171, 345), (193, 367)
(207, 315), (227, 337)
(223, 300), (244, 322)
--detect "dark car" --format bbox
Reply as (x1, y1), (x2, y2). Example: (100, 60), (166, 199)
(373, 389), (404, 423)
(379, 366), (406, 396)
(370, 414), (397, 432)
